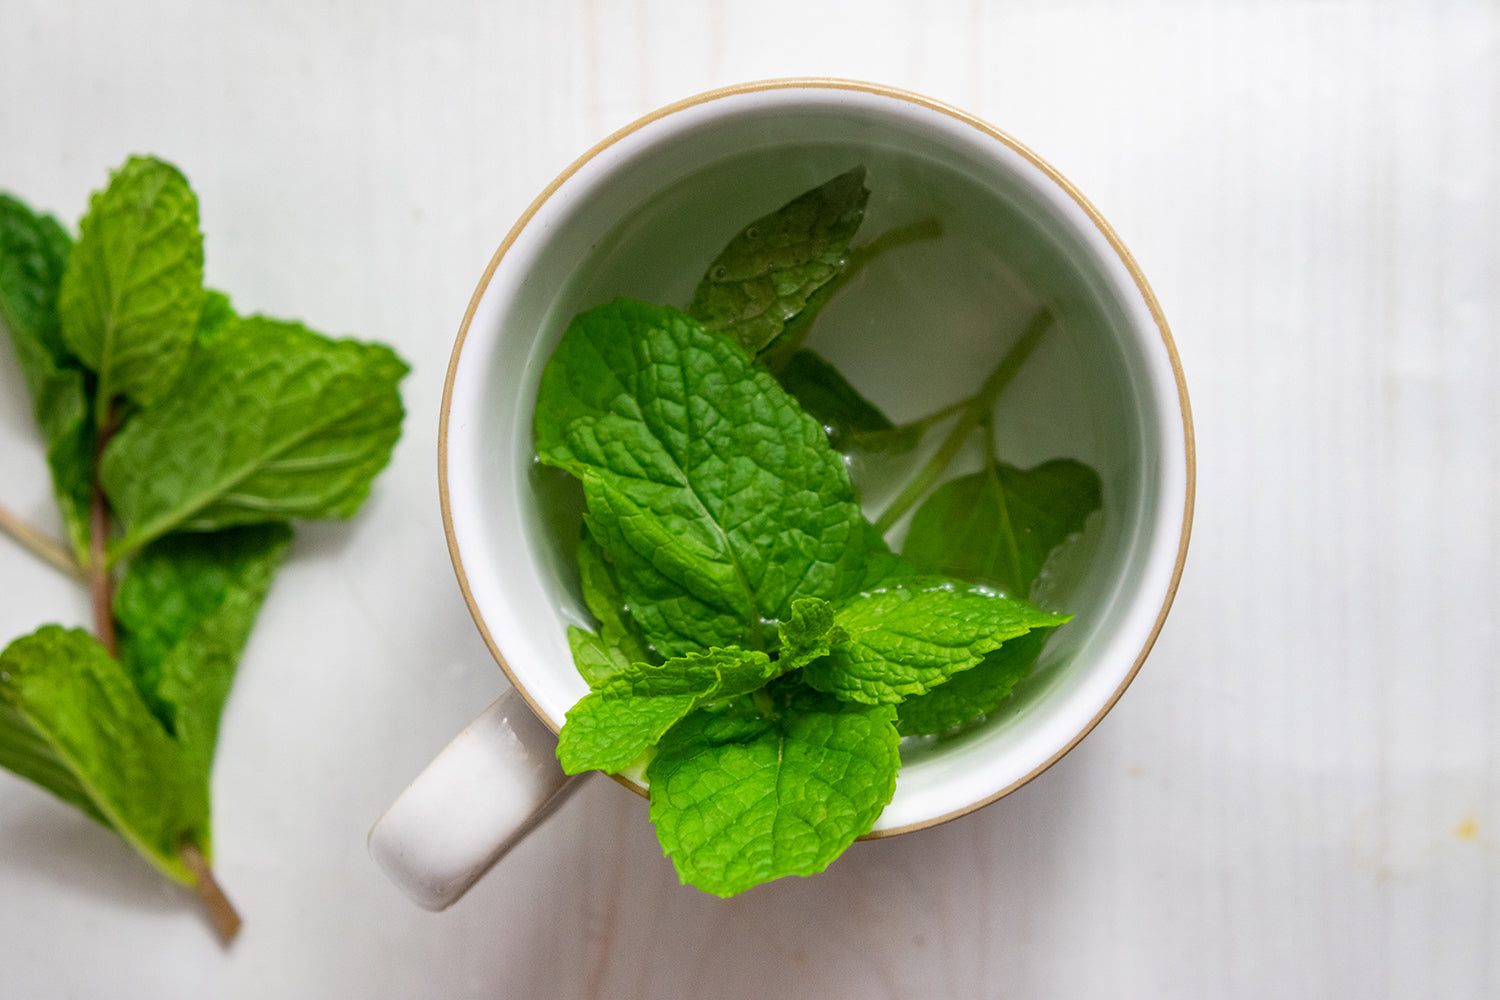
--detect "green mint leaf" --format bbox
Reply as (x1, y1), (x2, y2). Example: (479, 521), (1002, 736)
(576, 532), (653, 672)
(557, 646), (779, 775)
(776, 596), (845, 671)
(903, 458), (1103, 597)
(757, 217), (945, 375)
(0, 193), (94, 557)
(195, 288), (237, 344)
(534, 299), (867, 657)
(114, 523), (291, 773)
(803, 578), (1069, 705)
(647, 684), (899, 896)
(56, 156), (204, 420)
(688, 167), (869, 356)
(0, 193), (74, 364)
(775, 349), (898, 451)
(895, 626), (1054, 736)
(567, 625), (633, 689)
(0, 626), (206, 884)
(100, 315), (408, 560)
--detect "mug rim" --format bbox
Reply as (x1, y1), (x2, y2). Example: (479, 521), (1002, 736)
(438, 76), (1196, 837)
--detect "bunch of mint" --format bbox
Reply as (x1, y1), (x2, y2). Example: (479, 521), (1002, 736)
(0, 156), (407, 939)
(535, 168), (1100, 895)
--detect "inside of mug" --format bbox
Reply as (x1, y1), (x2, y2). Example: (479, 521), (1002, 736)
(448, 85), (1187, 832)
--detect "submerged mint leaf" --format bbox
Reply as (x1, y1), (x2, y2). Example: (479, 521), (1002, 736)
(775, 349), (897, 451)
(903, 458), (1103, 597)
(567, 625), (632, 689)
(101, 315), (408, 560)
(557, 646), (780, 775)
(57, 156), (204, 419)
(114, 523), (291, 773)
(0, 626), (206, 884)
(647, 684), (899, 897)
(895, 626), (1054, 736)
(688, 167), (869, 356)
(576, 532), (653, 674)
(0, 194), (93, 558)
(534, 298), (867, 657)
(804, 578), (1069, 705)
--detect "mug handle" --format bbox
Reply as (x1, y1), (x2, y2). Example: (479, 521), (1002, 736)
(368, 687), (585, 910)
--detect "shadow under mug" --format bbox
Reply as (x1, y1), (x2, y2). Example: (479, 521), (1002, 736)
(369, 79), (1195, 910)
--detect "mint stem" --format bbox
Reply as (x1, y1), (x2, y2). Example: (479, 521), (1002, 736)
(874, 308), (1053, 534)
(0, 502), (84, 580)
(890, 397), (968, 438)
(179, 842), (242, 944)
(846, 218), (943, 277)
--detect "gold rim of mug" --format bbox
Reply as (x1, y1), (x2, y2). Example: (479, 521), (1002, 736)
(438, 77), (1197, 838)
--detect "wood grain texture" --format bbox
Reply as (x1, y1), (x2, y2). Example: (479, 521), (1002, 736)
(0, 0), (1496, 997)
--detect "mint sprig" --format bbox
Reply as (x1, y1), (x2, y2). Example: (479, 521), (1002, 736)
(538, 169), (1101, 896)
(0, 157), (407, 941)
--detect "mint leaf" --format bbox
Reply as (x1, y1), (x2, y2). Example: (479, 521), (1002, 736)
(567, 625), (633, 689)
(895, 626), (1054, 736)
(114, 524), (291, 774)
(557, 646), (780, 775)
(100, 315), (408, 560)
(757, 216), (944, 374)
(688, 167), (869, 356)
(534, 299), (867, 657)
(775, 348), (899, 451)
(0, 194), (74, 365)
(195, 288), (237, 344)
(647, 684), (899, 897)
(576, 532), (653, 672)
(903, 458), (1102, 597)
(0, 194), (94, 558)
(804, 578), (1069, 705)
(56, 156), (204, 420)
(776, 596), (845, 671)
(0, 626), (206, 884)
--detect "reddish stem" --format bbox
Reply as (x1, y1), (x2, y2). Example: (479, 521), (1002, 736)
(180, 843), (243, 944)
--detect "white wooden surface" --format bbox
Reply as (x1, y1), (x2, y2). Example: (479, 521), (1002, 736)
(1, 1), (1496, 997)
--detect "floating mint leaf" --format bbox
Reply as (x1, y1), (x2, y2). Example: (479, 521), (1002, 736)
(903, 457), (1103, 597)
(647, 684), (899, 897)
(557, 646), (781, 775)
(803, 578), (1069, 705)
(101, 315), (408, 560)
(688, 167), (869, 356)
(534, 298), (867, 657)
(57, 156), (204, 420)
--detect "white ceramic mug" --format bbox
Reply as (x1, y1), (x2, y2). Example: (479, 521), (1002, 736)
(369, 79), (1195, 910)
